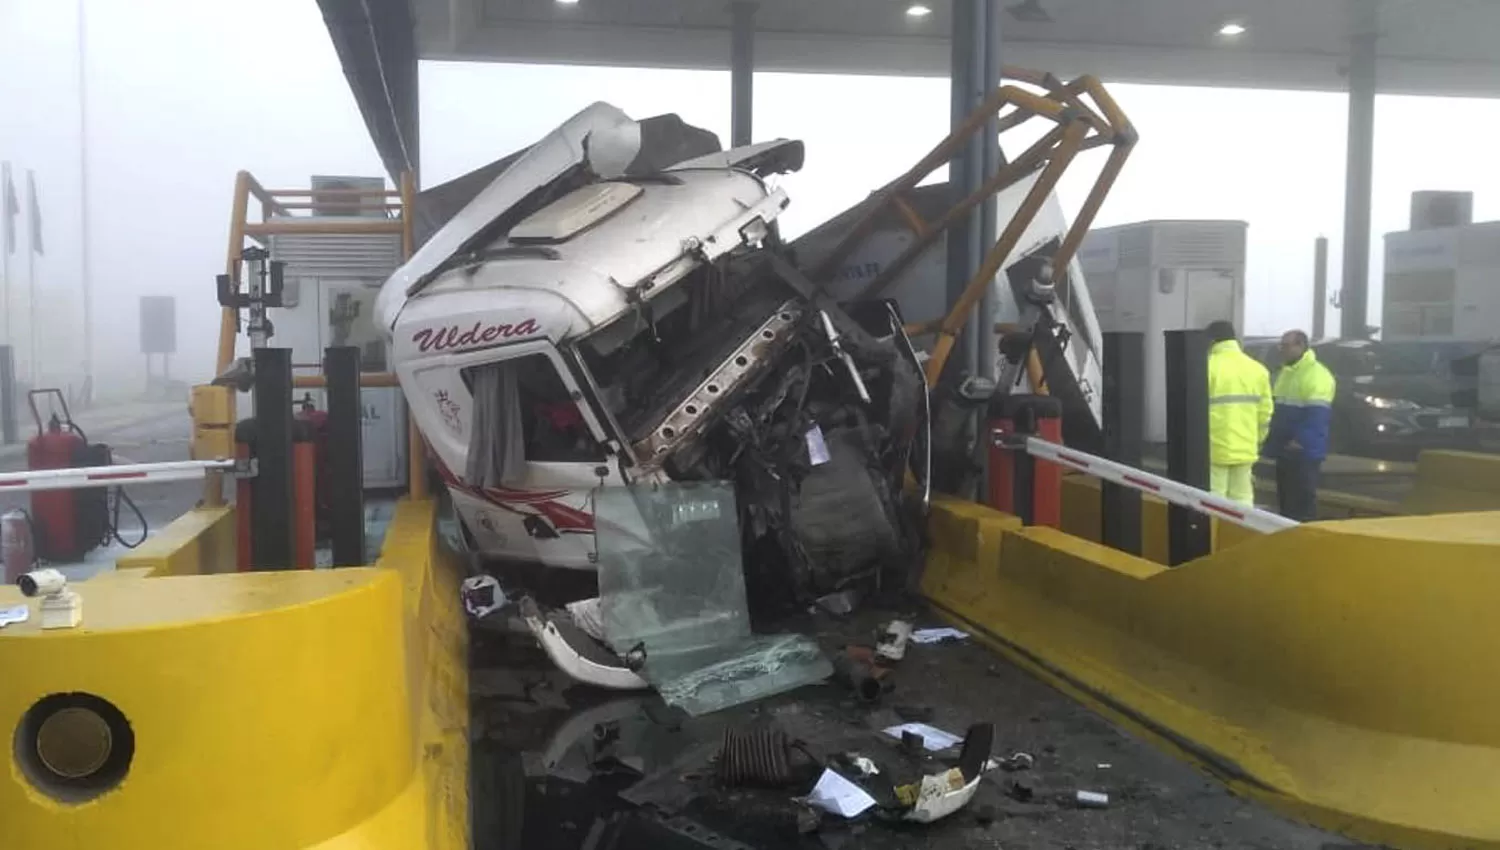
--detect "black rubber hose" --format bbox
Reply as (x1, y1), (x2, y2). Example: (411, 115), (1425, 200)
(107, 487), (148, 549)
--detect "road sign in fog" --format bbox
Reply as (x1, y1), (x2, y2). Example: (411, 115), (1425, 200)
(139, 296), (176, 355)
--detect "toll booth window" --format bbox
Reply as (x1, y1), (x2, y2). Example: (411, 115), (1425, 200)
(462, 355), (605, 484)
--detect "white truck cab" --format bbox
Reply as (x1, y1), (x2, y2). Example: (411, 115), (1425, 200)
(380, 102), (1106, 578)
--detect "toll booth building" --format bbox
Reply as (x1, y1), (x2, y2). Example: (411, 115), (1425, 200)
(1079, 220), (1248, 444)
(267, 175), (409, 489)
(1383, 191), (1500, 342)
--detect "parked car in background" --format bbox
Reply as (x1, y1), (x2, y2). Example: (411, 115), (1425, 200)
(1243, 337), (1496, 459)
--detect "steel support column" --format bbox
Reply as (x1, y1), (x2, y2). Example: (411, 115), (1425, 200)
(947, 0), (988, 383)
(1164, 330), (1211, 565)
(730, 2), (756, 147)
(1340, 9), (1378, 340)
(976, 0), (1004, 388)
(1101, 332), (1144, 555)
(1313, 235), (1329, 341)
(251, 347), (295, 571)
(325, 346), (366, 567)
(949, 0), (1000, 496)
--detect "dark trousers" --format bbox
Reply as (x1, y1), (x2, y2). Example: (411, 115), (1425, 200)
(1276, 454), (1321, 521)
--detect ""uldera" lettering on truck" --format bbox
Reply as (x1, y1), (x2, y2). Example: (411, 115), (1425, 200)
(412, 319), (541, 353)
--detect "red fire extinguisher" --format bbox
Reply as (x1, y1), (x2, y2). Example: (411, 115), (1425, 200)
(1, 509), (35, 585)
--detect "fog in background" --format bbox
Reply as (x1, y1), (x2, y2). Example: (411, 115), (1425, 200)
(4, 0), (1500, 395)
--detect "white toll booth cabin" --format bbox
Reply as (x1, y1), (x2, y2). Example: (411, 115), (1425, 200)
(1382, 191), (1500, 343)
(1078, 220), (1248, 445)
(267, 176), (410, 490)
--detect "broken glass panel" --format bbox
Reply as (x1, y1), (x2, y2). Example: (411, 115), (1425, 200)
(595, 481), (831, 715)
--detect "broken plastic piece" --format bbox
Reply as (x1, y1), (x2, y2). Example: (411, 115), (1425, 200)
(461, 575), (507, 619)
(898, 767), (983, 824)
(876, 620), (914, 661)
(999, 751), (1036, 771)
(520, 597), (650, 691)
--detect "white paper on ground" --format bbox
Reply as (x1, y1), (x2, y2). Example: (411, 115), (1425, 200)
(910, 627), (969, 644)
(805, 425), (831, 466)
(884, 722), (965, 751)
(806, 768), (878, 817)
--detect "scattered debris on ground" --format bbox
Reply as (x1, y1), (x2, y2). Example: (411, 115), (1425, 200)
(468, 606), (1345, 850)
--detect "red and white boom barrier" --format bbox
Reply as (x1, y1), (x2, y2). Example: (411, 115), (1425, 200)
(1023, 437), (1299, 534)
(0, 459), (237, 494)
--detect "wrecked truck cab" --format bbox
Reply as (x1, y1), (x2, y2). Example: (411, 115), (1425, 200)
(383, 103), (926, 606)
(388, 163), (798, 568)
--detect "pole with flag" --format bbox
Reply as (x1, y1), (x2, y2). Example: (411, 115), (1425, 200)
(2, 161), (17, 348)
(26, 169), (43, 384)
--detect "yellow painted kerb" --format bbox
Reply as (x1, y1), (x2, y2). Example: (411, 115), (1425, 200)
(0, 499), (469, 850)
(923, 496), (1500, 849)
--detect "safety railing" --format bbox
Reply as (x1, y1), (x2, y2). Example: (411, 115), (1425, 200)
(0, 459), (237, 495)
(1023, 437), (1298, 534)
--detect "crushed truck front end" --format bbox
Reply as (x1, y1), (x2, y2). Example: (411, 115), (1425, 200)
(381, 104), (926, 605)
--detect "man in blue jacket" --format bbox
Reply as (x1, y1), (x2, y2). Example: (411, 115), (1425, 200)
(1264, 330), (1337, 521)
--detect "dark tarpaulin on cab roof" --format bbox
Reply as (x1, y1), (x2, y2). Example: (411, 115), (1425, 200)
(411, 114), (723, 249)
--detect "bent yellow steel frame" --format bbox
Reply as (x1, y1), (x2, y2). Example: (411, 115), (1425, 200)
(809, 68), (1137, 385)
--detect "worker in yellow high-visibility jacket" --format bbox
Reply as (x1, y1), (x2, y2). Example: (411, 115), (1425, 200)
(1205, 321), (1273, 504)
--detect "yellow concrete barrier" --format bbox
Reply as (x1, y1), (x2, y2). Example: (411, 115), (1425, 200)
(923, 497), (1500, 849)
(0, 499), (468, 850)
(1059, 474), (1260, 564)
(1402, 450), (1500, 514)
(115, 505), (236, 577)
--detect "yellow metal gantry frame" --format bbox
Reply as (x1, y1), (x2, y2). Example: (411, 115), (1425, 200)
(209, 171), (427, 504)
(810, 66), (1137, 385)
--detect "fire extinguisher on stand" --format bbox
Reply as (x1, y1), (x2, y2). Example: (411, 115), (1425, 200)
(1, 509), (35, 585)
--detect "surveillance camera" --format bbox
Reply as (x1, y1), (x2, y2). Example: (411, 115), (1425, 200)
(18, 569), (67, 598)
